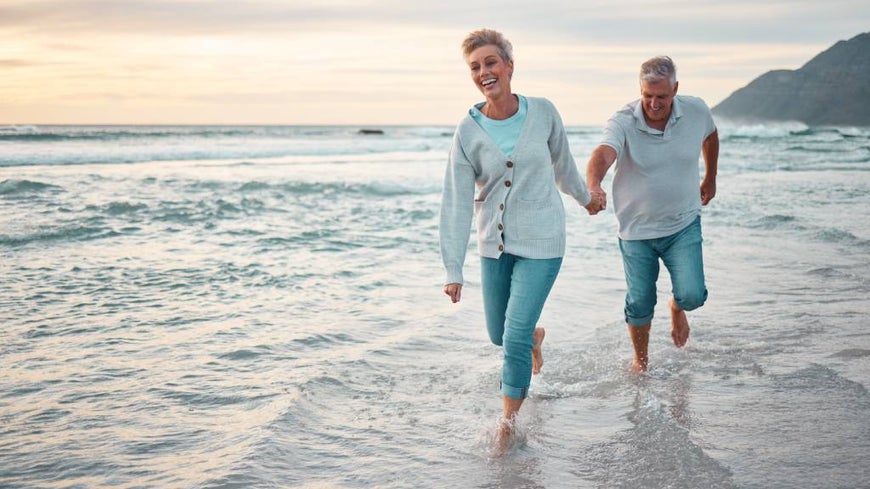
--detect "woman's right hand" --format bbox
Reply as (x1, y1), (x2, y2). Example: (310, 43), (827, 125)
(444, 283), (462, 303)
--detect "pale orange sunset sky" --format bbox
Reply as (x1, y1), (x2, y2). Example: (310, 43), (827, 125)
(1, 0), (868, 126)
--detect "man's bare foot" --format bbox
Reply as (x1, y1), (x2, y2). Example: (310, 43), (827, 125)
(669, 298), (690, 347)
(627, 323), (651, 373)
(629, 357), (648, 374)
(532, 327), (546, 375)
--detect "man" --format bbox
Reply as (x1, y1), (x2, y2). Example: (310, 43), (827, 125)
(586, 56), (719, 373)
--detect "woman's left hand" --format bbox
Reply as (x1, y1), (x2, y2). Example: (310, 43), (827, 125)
(444, 283), (462, 303)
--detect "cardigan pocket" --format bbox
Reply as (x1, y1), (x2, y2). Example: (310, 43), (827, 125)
(514, 192), (561, 240)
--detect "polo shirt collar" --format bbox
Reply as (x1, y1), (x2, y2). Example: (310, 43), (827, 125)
(633, 96), (683, 136)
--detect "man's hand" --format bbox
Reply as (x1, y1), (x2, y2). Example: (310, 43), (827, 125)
(585, 189), (607, 215)
(700, 178), (716, 205)
(444, 283), (462, 303)
(586, 145), (616, 215)
(701, 130), (718, 206)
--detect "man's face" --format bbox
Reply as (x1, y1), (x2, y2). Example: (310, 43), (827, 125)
(640, 78), (678, 126)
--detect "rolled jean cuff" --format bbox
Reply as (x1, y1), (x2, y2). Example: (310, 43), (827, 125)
(500, 381), (529, 400)
(626, 311), (654, 327)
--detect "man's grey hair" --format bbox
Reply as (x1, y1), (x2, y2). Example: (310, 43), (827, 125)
(461, 28), (513, 64)
(640, 56), (677, 87)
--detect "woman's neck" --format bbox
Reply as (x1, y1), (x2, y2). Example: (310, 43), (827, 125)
(482, 94), (519, 120)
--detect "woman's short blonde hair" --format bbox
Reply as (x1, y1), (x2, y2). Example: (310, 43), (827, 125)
(461, 28), (513, 63)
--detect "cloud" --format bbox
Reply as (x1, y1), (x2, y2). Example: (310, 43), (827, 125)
(3, 0), (867, 42)
(1, 0), (407, 36)
(0, 58), (33, 67)
(1, 0), (867, 124)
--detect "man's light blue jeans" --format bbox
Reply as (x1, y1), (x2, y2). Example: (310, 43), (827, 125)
(619, 216), (707, 327)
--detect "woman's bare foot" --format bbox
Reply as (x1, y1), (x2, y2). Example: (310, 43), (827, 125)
(532, 327), (546, 375)
(669, 298), (690, 347)
(494, 417), (515, 457)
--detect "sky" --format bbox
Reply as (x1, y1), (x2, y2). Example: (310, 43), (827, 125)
(1, 0), (868, 126)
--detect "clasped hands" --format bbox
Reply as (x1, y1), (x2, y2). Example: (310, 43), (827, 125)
(585, 188), (607, 215)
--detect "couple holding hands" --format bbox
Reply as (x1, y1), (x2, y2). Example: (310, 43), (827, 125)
(439, 29), (719, 448)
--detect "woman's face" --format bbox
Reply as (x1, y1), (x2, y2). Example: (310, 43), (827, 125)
(467, 44), (513, 99)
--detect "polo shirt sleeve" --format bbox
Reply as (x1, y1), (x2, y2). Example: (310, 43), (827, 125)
(600, 115), (627, 160)
(701, 100), (717, 137)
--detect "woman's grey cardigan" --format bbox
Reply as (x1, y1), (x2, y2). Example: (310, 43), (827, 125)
(439, 96), (591, 285)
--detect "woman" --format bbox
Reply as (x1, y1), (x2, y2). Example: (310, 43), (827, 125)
(439, 28), (603, 450)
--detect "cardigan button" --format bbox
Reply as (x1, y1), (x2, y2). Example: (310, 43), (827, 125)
(498, 244), (504, 251)
(506, 161), (514, 168)
(504, 180), (511, 187)
(498, 223), (503, 231)
(499, 203), (504, 210)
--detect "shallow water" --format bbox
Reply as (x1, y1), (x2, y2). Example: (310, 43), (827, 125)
(1, 123), (869, 488)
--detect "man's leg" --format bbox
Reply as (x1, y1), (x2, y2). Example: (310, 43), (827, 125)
(626, 323), (652, 373)
(661, 216), (707, 348)
(619, 238), (660, 372)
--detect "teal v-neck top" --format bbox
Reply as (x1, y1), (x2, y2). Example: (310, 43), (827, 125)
(470, 94), (528, 157)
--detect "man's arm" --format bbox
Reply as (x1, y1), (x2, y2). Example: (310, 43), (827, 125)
(700, 130), (719, 206)
(586, 145), (617, 212)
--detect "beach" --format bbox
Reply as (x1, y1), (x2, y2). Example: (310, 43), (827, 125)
(1, 123), (869, 488)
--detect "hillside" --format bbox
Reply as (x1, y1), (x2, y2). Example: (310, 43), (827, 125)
(712, 32), (870, 126)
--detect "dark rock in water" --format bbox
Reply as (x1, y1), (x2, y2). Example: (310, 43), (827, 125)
(358, 128), (384, 135)
(712, 32), (870, 126)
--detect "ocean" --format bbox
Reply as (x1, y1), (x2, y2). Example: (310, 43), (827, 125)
(1, 122), (868, 488)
